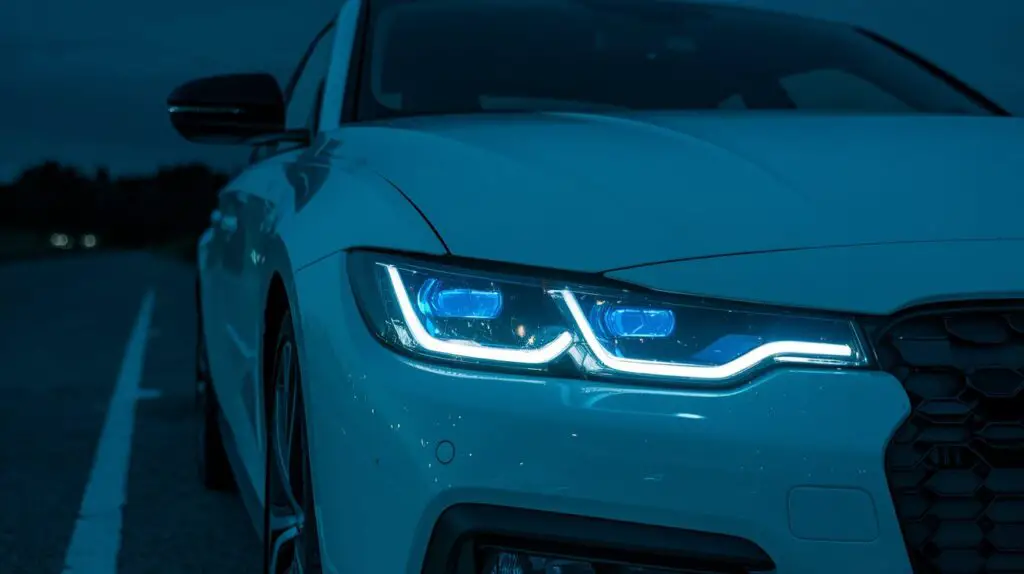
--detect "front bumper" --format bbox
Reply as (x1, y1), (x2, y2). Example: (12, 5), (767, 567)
(294, 257), (915, 574)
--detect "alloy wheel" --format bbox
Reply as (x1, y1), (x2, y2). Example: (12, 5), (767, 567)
(265, 332), (320, 574)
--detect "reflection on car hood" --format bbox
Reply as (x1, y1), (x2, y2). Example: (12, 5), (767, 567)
(347, 112), (1024, 272)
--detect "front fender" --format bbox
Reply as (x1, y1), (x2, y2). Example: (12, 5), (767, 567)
(280, 155), (447, 271)
(257, 147), (448, 391)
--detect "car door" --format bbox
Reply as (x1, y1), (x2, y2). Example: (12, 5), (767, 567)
(219, 22), (338, 488)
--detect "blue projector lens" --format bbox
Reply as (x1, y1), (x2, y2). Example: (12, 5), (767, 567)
(417, 278), (503, 319)
(603, 307), (675, 338)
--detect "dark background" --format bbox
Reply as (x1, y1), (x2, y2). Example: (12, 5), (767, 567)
(0, 162), (226, 260)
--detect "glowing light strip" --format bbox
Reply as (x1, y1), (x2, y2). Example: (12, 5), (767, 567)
(385, 265), (574, 364)
(553, 290), (855, 381)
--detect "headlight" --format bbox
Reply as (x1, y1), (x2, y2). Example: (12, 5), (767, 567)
(348, 252), (870, 387)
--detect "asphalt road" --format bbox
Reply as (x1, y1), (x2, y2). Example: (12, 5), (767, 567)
(0, 252), (260, 574)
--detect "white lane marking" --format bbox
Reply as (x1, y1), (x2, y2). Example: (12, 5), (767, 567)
(62, 289), (156, 574)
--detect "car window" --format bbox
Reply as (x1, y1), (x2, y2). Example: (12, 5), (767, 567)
(355, 0), (995, 120)
(286, 26), (336, 131)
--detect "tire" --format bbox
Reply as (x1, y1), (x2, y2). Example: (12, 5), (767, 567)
(263, 310), (322, 574)
(197, 308), (236, 491)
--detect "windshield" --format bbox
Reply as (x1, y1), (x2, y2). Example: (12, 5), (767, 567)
(355, 0), (997, 120)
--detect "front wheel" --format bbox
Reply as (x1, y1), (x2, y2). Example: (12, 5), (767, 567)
(263, 310), (322, 574)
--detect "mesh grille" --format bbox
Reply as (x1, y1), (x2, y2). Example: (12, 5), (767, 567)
(875, 307), (1024, 574)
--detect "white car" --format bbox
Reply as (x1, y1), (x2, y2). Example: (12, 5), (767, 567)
(168, 1), (1023, 573)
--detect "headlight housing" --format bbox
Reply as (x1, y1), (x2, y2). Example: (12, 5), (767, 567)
(348, 251), (870, 387)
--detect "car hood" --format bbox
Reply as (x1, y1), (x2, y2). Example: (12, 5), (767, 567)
(348, 112), (1024, 272)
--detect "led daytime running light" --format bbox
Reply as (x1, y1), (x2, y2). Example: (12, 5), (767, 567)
(553, 289), (854, 380)
(385, 265), (574, 364)
(381, 263), (858, 379)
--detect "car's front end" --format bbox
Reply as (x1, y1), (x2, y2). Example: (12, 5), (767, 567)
(275, 0), (1024, 571)
(291, 235), (1024, 574)
(285, 102), (1024, 574)
(288, 72), (1024, 574)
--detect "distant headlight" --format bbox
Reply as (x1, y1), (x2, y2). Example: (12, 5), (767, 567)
(50, 233), (70, 248)
(348, 252), (870, 387)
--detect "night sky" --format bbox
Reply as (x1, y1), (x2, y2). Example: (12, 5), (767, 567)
(2, 0), (1021, 181)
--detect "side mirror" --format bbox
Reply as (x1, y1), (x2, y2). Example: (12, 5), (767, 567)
(167, 73), (285, 144)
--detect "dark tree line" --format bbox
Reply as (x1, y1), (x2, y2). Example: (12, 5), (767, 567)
(0, 161), (228, 249)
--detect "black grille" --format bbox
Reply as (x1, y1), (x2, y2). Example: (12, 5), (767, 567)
(874, 306), (1024, 574)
